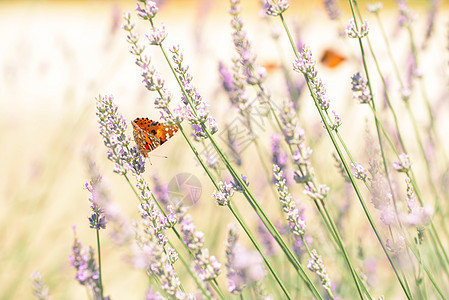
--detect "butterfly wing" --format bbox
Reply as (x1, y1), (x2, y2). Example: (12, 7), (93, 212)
(149, 122), (179, 146)
(132, 119), (160, 157)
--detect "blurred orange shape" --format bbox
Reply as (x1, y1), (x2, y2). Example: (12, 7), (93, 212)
(320, 49), (346, 68)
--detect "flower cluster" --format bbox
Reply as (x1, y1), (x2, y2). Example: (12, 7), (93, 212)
(345, 19), (370, 39)
(31, 272), (52, 300)
(225, 224), (268, 296)
(402, 178), (432, 243)
(230, 0), (272, 105)
(279, 99), (307, 146)
(84, 175), (107, 231)
(273, 164), (307, 238)
(351, 72), (371, 104)
(136, 0), (158, 20)
(264, 0), (289, 16)
(69, 234), (105, 299)
(393, 153), (411, 172)
(307, 249), (332, 293)
(137, 175), (177, 245)
(133, 224), (185, 299)
(230, 174), (250, 192)
(368, 159), (395, 225)
(212, 181), (234, 206)
(96, 95), (145, 174)
(351, 162), (368, 180)
(170, 45), (217, 137)
(271, 134), (288, 171)
(179, 215), (222, 281)
(324, 0), (341, 20)
(398, 1), (417, 28)
(367, 2), (383, 14)
(293, 47), (332, 111)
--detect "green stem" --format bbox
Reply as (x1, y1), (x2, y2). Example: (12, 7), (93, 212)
(95, 229), (104, 300)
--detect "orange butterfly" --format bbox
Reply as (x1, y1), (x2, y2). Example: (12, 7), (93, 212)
(320, 49), (346, 69)
(132, 117), (179, 157)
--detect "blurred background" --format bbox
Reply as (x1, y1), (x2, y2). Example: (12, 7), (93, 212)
(1, 0), (448, 298)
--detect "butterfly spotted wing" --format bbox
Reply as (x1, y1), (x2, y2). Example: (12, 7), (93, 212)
(132, 117), (179, 157)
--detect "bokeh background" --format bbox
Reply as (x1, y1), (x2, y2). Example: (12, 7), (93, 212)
(1, 0), (448, 298)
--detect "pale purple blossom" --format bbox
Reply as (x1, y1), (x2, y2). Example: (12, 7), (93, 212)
(351, 72), (371, 104)
(264, 0), (289, 16)
(304, 182), (330, 201)
(398, 1), (417, 27)
(367, 2), (383, 14)
(212, 181), (234, 206)
(133, 227), (185, 298)
(136, 1), (159, 20)
(402, 178), (433, 243)
(69, 231), (103, 299)
(324, 0), (341, 20)
(293, 47), (332, 111)
(146, 24), (167, 45)
(273, 164), (307, 238)
(307, 249), (332, 293)
(351, 162), (368, 180)
(225, 224), (268, 295)
(393, 153), (411, 172)
(271, 134), (288, 171)
(96, 95), (145, 175)
(31, 272), (52, 300)
(231, 174), (249, 192)
(179, 215), (222, 281)
(346, 19), (370, 38)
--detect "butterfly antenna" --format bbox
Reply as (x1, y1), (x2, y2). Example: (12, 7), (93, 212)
(151, 154), (168, 159)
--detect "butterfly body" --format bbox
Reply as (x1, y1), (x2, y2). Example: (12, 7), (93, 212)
(132, 117), (179, 157)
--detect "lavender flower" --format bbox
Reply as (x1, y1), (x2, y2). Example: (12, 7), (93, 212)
(169, 45), (217, 137)
(179, 215), (222, 281)
(293, 47), (331, 111)
(351, 162), (368, 180)
(138, 176), (178, 246)
(225, 224), (268, 295)
(264, 0), (289, 16)
(231, 174), (249, 192)
(273, 164), (307, 238)
(271, 134), (288, 171)
(324, 0), (341, 20)
(146, 24), (167, 45)
(307, 249), (332, 293)
(368, 159), (396, 226)
(146, 287), (164, 300)
(345, 19), (370, 39)
(96, 95), (145, 174)
(133, 224), (185, 298)
(402, 178), (433, 243)
(398, 1), (417, 28)
(31, 272), (52, 300)
(230, 0), (273, 106)
(69, 232), (103, 299)
(351, 72), (371, 104)
(136, 0), (159, 20)
(84, 179), (107, 230)
(212, 181), (234, 206)
(393, 153), (411, 172)
(367, 2), (383, 14)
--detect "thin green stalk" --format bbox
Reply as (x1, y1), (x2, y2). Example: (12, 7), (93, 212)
(95, 229), (104, 300)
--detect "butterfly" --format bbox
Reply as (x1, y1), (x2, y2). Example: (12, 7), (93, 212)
(320, 49), (346, 69)
(131, 117), (179, 157)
